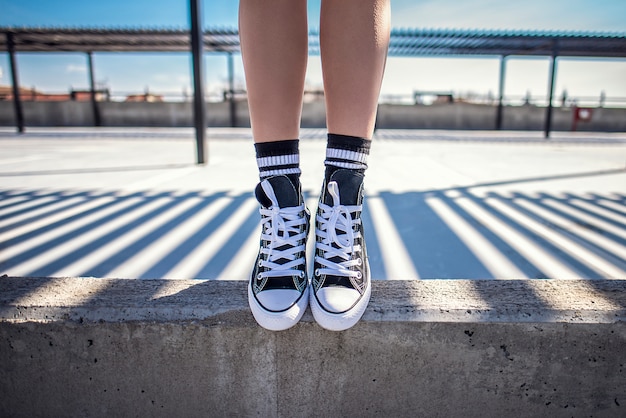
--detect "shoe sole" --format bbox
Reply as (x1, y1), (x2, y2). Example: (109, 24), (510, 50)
(310, 262), (371, 331)
(248, 283), (309, 331)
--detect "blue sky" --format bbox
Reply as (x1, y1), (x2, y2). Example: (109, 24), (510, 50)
(1, 0), (625, 104)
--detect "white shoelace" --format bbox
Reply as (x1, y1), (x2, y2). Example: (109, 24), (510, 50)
(315, 181), (363, 280)
(257, 181), (307, 280)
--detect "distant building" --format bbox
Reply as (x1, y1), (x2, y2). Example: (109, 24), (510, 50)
(125, 93), (164, 102)
(303, 89), (324, 103)
(413, 90), (454, 105)
(0, 85), (40, 101)
(0, 85), (109, 101)
(70, 89), (110, 102)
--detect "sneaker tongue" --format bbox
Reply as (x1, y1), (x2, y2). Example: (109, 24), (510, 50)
(325, 169), (364, 206)
(321, 169), (364, 284)
(255, 175), (299, 208)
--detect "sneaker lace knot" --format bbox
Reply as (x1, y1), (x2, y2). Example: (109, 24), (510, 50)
(258, 181), (307, 280)
(315, 181), (362, 279)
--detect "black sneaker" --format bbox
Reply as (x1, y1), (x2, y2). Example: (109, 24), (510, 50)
(248, 175), (310, 331)
(310, 169), (371, 331)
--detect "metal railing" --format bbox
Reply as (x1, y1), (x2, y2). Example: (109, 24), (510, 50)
(4, 88), (625, 108)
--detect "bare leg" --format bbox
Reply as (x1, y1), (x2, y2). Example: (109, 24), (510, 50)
(239, 0), (308, 143)
(320, 0), (391, 139)
(310, 0), (391, 331)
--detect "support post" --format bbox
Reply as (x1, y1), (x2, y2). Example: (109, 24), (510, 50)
(87, 52), (102, 127)
(227, 52), (236, 128)
(6, 32), (25, 134)
(544, 51), (558, 139)
(190, 0), (207, 165)
(495, 55), (507, 130)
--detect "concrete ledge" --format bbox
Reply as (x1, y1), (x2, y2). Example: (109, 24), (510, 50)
(1, 277), (625, 417)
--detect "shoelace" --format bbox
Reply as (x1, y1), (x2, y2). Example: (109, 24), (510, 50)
(315, 181), (363, 280)
(257, 181), (307, 280)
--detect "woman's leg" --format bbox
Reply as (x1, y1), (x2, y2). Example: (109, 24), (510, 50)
(239, 0), (310, 331)
(320, 0), (391, 139)
(239, 0), (308, 143)
(311, 0), (391, 331)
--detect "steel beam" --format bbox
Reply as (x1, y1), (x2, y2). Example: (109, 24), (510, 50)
(495, 55), (507, 130)
(227, 52), (236, 127)
(544, 53), (558, 138)
(6, 32), (24, 133)
(190, 0), (207, 165)
(87, 52), (102, 127)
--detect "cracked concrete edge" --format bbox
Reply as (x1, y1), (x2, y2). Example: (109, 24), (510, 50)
(0, 276), (625, 324)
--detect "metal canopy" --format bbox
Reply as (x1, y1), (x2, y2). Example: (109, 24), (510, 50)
(0, 27), (240, 53)
(2, 26), (625, 140)
(386, 28), (626, 58)
(2, 27), (625, 57)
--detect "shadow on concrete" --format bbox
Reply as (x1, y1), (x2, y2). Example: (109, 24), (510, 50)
(0, 190), (94, 219)
(0, 275), (56, 307)
(1, 171), (625, 283)
(377, 187), (625, 280)
(1, 191), (167, 273)
(436, 167), (625, 194)
(82, 192), (228, 279)
(137, 191), (249, 279)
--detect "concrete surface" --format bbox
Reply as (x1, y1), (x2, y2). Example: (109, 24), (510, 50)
(1, 127), (625, 281)
(2, 100), (626, 131)
(1, 277), (625, 417)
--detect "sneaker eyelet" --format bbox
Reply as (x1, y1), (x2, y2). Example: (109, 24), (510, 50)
(314, 269), (320, 276)
(356, 258), (362, 266)
(356, 272), (362, 279)
(256, 273), (263, 280)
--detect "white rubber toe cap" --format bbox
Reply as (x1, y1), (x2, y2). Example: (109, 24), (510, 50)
(315, 287), (361, 314)
(255, 289), (302, 312)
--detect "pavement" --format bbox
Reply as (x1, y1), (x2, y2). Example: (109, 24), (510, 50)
(2, 127), (626, 416)
(1, 126), (625, 281)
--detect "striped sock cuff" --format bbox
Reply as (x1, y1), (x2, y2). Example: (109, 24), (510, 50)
(325, 134), (371, 171)
(254, 139), (301, 179)
(257, 154), (301, 178)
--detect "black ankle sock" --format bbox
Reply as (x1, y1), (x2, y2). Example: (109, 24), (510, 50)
(254, 139), (301, 186)
(324, 134), (371, 181)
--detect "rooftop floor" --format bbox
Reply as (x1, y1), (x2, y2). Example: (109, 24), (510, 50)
(1, 127), (625, 280)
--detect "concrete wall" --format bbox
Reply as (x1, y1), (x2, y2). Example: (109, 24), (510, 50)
(1, 277), (625, 417)
(1, 100), (625, 131)
(376, 102), (626, 131)
(0, 101), (242, 128)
